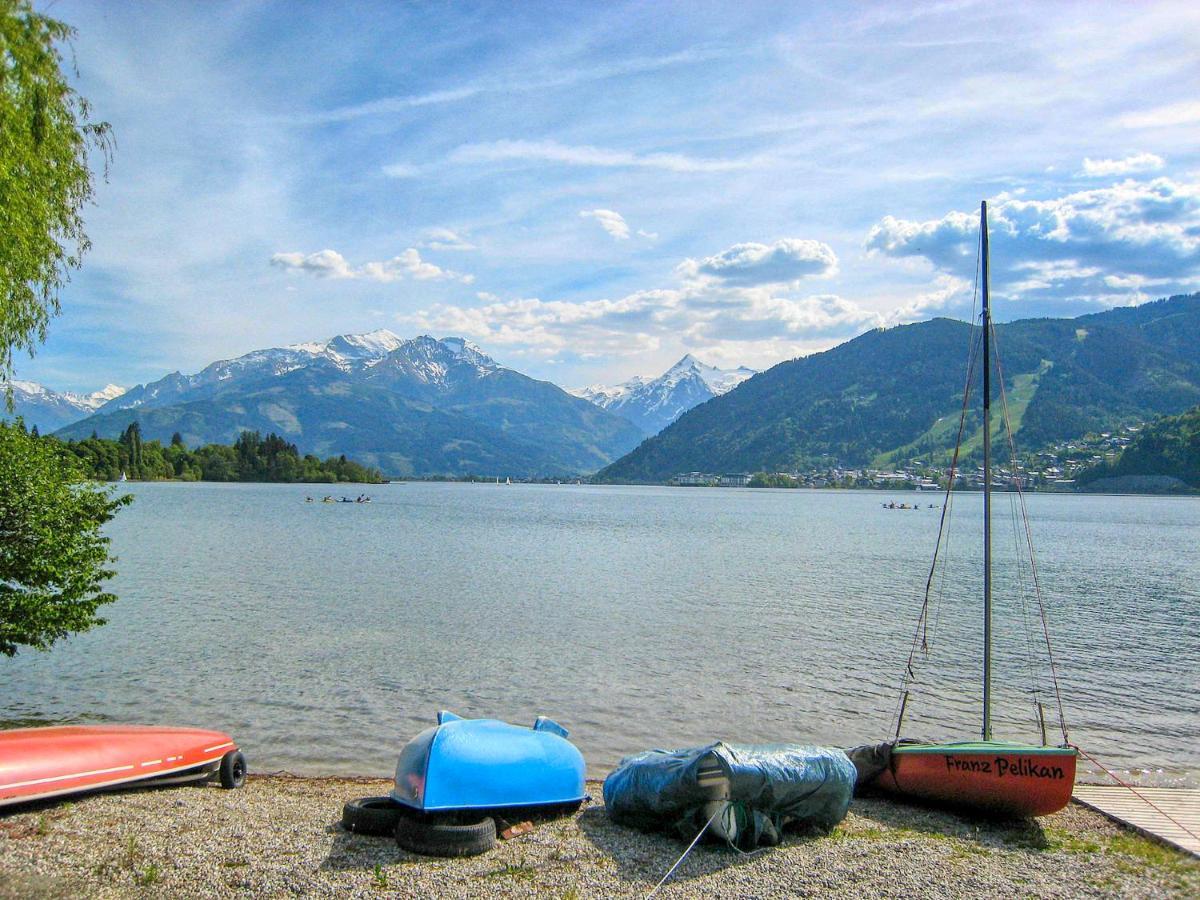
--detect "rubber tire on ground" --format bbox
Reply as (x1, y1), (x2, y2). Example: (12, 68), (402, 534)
(394, 812), (496, 857)
(342, 796), (404, 836)
(219, 750), (247, 789)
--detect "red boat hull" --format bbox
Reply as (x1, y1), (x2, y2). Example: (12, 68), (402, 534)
(873, 742), (1077, 817)
(0, 725), (239, 808)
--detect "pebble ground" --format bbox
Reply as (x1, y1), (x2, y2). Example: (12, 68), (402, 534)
(1, 776), (1196, 898)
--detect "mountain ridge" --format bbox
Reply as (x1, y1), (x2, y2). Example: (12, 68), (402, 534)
(596, 293), (1200, 482)
(572, 355), (755, 436)
(58, 332), (643, 478)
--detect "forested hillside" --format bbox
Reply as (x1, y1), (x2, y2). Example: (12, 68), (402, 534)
(597, 293), (1200, 482)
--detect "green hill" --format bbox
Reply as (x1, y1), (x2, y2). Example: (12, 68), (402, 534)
(1077, 406), (1200, 492)
(57, 364), (640, 479)
(596, 293), (1200, 482)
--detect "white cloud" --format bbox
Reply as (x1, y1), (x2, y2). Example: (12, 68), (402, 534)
(887, 274), (973, 324)
(865, 176), (1200, 305)
(303, 46), (731, 124)
(678, 239), (839, 286)
(1080, 153), (1164, 177)
(395, 237), (872, 366)
(1118, 101), (1200, 130)
(380, 163), (420, 178)
(437, 139), (752, 173)
(580, 208), (631, 240)
(420, 228), (476, 251)
(269, 249), (355, 279)
(271, 248), (474, 284)
(637, 229), (659, 240)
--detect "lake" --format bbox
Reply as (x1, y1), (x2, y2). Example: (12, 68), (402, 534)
(3, 482), (1197, 786)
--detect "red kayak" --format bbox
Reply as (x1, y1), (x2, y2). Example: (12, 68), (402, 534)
(0, 725), (246, 808)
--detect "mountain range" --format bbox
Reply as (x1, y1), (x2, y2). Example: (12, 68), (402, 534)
(571, 356), (755, 436)
(53, 331), (644, 478)
(597, 293), (1200, 482)
(1, 381), (127, 432)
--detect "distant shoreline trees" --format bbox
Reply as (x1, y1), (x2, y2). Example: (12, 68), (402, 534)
(50, 426), (384, 484)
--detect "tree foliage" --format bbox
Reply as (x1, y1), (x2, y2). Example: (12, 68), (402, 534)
(0, 420), (130, 655)
(54, 428), (385, 483)
(1, 0), (111, 387)
(1077, 406), (1200, 490)
(0, 4), (122, 655)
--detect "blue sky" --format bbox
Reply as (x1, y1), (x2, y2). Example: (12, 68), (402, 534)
(18, 0), (1200, 392)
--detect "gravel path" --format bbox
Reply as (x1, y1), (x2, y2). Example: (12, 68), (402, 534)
(1, 776), (1196, 898)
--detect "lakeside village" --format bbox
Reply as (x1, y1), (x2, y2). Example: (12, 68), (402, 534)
(669, 424), (1141, 490)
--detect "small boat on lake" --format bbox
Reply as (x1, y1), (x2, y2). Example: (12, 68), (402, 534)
(0, 725), (246, 808)
(868, 202), (1076, 818)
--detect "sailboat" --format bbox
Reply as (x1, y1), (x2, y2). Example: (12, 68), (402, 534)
(870, 201), (1077, 818)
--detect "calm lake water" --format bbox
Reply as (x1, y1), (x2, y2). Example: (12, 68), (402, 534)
(3, 482), (1197, 786)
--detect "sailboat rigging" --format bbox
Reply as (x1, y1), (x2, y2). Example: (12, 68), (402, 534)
(868, 201), (1077, 818)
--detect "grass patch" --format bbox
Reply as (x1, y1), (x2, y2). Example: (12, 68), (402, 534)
(950, 842), (992, 859)
(372, 863), (389, 889)
(481, 862), (538, 881)
(135, 862), (160, 886)
(222, 859), (250, 868)
(1107, 833), (1199, 875)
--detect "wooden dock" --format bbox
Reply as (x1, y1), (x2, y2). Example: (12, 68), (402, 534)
(1073, 785), (1200, 857)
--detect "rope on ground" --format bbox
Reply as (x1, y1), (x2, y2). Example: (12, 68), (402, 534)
(1074, 744), (1200, 843)
(644, 805), (723, 899)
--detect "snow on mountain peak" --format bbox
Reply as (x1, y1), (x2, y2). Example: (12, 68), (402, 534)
(85, 384), (128, 405)
(573, 356), (756, 435)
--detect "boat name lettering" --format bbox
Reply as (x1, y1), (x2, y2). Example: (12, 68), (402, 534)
(993, 756), (1065, 780)
(944, 755), (991, 774)
(942, 755), (1066, 780)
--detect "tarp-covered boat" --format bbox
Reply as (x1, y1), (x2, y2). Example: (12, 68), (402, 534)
(0, 725), (246, 808)
(603, 742), (856, 849)
(390, 711), (586, 812)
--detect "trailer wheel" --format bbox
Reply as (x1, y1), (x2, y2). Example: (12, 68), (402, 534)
(218, 750), (247, 789)
(394, 812), (496, 857)
(341, 796), (404, 836)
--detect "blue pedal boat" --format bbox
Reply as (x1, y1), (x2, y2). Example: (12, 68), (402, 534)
(390, 711), (587, 812)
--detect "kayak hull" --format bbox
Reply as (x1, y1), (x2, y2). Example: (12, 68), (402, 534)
(873, 741), (1076, 817)
(0, 725), (240, 808)
(392, 711), (586, 812)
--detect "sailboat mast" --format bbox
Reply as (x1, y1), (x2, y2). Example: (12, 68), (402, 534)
(981, 200), (993, 742)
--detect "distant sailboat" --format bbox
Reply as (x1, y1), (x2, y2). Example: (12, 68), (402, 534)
(869, 201), (1076, 818)
(118, 471), (128, 482)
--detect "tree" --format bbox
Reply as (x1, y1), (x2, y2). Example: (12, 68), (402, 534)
(0, 4), (123, 655)
(1, 1), (111, 388)
(0, 421), (130, 655)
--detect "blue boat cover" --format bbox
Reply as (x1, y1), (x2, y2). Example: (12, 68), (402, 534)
(603, 742), (856, 849)
(391, 711), (586, 812)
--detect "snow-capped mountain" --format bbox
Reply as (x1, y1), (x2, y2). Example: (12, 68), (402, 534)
(57, 331), (643, 478)
(572, 355), (755, 436)
(98, 329), (413, 413)
(2, 380), (127, 432)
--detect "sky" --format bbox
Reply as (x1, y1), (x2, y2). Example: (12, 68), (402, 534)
(17, 0), (1200, 392)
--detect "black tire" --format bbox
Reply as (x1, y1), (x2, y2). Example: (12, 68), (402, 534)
(218, 751), (247, 789)
(394, 812), (496, 857)
(342, 796), (404, 836)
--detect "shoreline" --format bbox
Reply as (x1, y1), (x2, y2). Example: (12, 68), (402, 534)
(2, 775), (1195, 898)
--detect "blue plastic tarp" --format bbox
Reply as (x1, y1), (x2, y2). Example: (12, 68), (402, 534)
(603, 742), (857, 849)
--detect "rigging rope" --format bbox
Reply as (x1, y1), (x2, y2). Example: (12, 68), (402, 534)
(891, 238), (983, 739)
(991, 324), (1070, 744)
(1073, 745), (1200, 844)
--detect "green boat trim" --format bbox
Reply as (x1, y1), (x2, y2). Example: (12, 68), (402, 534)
(892, 741), (1078, 757)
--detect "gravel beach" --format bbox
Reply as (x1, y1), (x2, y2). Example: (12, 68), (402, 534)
(1, 775), (1196, 898)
